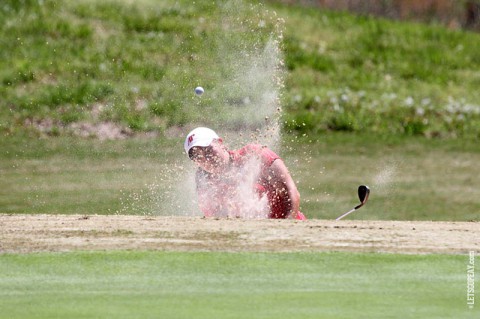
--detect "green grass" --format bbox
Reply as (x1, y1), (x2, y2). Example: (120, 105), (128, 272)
(0, 251), (475, 319)
(276, 4), (480, 138)
(1, 133), (479, 221)
(0, 134), (181, 215)
(288, 133), (480, 221)
(1, 0), (480, 138)
(1, 0), (479, 221)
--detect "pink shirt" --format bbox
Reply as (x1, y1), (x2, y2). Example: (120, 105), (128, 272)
(195, 144), (305, 219)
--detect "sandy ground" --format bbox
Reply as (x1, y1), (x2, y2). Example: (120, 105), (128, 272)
(1, 215), (479, 254)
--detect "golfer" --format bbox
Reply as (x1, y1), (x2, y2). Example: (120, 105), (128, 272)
(184, 127), (306, 220)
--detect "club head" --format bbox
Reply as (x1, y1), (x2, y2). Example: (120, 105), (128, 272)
(354, 185), (370, 209)
(335, 185), (371, 221)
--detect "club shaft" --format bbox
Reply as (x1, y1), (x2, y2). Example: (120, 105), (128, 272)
(335, 208), (356, 221)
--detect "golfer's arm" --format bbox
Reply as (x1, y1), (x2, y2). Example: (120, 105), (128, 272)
(195, 171), (217, 217)
(270, 159), (300, 218)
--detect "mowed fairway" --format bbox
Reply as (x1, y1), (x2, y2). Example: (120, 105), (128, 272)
(0, 251), (475, 319)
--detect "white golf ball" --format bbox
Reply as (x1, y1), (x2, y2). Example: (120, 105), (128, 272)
(194, 86), (204, 96)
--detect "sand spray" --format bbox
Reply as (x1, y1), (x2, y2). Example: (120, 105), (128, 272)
(119, 1), (286, 217)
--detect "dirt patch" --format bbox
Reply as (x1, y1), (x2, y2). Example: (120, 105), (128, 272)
(0, 215), (478, 254)
(24, 118), (136, 140)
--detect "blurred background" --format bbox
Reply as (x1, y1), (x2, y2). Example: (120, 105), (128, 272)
(280, 0), (480, 30)
(1, 0), (479, 220)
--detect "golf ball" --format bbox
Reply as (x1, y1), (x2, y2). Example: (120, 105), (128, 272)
(194, 86), (204, 96)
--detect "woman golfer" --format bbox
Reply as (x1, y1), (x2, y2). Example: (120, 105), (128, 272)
(185, 127), (306, 220)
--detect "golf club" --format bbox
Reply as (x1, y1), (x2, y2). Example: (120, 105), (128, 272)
(335, 185), (370, 221)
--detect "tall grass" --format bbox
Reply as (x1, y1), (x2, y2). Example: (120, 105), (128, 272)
(1, 0), (480, 139)
(278, 5), (480, 138)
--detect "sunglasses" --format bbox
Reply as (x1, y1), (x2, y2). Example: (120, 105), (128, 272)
(188, 146), (215, 161)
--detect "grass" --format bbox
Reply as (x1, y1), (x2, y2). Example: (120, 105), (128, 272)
(0, 134), (181, 215)
(1, 133), (479, 221)
(0, 251), (475, 319)
(1, 1), (479, 220)
(288, 133), (480, 221)
(276, 4), (480, 138)
(1, 0), (480, 138)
